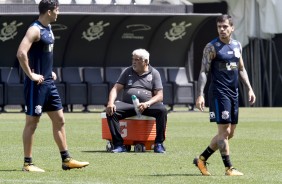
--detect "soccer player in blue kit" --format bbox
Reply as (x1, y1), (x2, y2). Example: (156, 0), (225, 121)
(17, 0), (89, 172)
(193, 15), (256, 176)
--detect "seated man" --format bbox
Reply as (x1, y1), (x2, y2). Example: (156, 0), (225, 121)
(106, 48), (167, 153)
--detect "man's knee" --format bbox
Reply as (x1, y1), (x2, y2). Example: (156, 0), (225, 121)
(228, 132), (235, 139)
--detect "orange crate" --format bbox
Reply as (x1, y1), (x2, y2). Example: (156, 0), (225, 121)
(101, 113), (156, 152)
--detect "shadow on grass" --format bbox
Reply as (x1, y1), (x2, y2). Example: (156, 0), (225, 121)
(140, 173), (201, 177)
(82, 150), (155, 154)
(0, 169), (20, 172)
(82, 150), (108, 153)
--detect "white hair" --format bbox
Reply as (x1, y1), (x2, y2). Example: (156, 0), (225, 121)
(132, 48), (150, 63)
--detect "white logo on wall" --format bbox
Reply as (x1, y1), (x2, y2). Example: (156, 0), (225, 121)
(165, 21), (192, 42)
(35, 105), (42, 115)
(82, 21), (110, 42)
(122, 24), (151, 40)
(0, 21), (23, 42)
(51, 24), (68, 40)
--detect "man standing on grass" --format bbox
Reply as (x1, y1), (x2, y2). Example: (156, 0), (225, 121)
(193, 14), (256, 176)
(17, 0), (89, 172)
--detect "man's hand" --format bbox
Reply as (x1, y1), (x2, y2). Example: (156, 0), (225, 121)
(106, 103), (116, 116)
(196, 95), (205, 111)
(138, 102), (149, 113)
(30, 72), (44, 85)
(248, 89), (256, 105)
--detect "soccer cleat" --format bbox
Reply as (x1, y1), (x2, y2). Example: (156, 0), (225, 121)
(111, 145), (127, 153)
(225, 167), (244, 176)
(193, 157), (211, 176)
(22, 163), (45, 172)
(154, 143), (166, 153)
(62, 158), (89, 170)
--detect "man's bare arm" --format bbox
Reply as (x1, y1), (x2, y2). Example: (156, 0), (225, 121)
(197, 43), (215, 97)
(238, 57), (256, 104)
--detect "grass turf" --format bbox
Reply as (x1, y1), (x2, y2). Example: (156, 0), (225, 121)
(0, 107), (281, 183)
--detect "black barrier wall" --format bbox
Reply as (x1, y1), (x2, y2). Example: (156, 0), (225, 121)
(0, 12), (219, 109)
(0, 14), (218, 68)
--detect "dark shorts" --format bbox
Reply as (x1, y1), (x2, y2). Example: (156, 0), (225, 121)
(24, 80), (63, 116)
(209, 93), (238, 124)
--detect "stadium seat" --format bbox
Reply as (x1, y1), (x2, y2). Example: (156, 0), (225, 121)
(0, 70), (3, 111)
(0, 67), (25, 106)
(83, 67), (108, 106)
(53, 67), (66, 107)
(167, 67), (194, 110)
(105, 67), (124, 101)
(155, 67), (173, 111)
(61, 67), (87, 111)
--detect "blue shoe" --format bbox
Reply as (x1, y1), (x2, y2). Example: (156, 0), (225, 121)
(154, 143), (166, 153)
(111, 145), (127, 153)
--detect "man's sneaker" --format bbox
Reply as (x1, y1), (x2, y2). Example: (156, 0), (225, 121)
(22, 163), (45, 172)
(111, 145), (127, 153)
(225, 167), (244, 176)
(62, 158), (89, 170)
(154, 143), (165, 153)
(193, 157), (211, 176)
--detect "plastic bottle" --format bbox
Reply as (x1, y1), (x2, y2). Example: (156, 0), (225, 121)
(131, 95), (141, 117)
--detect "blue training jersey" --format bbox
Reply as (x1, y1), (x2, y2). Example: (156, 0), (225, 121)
(209, 37), (241, 98)
(27, 20), (54, 83)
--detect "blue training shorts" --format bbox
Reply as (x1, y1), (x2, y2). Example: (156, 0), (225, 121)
(24, 80), (63, 116)
(209, 93), (238, 124)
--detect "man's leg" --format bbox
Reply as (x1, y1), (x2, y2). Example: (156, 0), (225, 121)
(47, 110), (67, 151)
(193, 125), (225, 176)
(142, 102), (167, 153)
(106, 101), (136, 152)
(47, 109), (89, 170)
(221, 124), (243, 176)
(22, 115), (45, 172)
(217, 124), (232, 166)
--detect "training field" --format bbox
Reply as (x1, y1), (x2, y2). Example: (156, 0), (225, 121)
(0, 107), (281, 184)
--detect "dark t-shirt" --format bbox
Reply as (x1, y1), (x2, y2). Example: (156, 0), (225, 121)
(27, 20), (54, 83)
(117, 65), (163, 103)
(209, 37), (241, 99)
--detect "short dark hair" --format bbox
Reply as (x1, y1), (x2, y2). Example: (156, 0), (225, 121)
(38, 0), (59, 15)
(216, 14), (233, 26)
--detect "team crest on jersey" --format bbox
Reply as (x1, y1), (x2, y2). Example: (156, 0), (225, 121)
(233, 48), (241, 58)
(128, 79), (133, 86)
(146, 74), (152, 82)
(221, 110), (229, 120)
(232, 40), (238, 45)
(210, 112), (215, 119)
(35, 105), (42, 115)
(215, 42), (221, 47)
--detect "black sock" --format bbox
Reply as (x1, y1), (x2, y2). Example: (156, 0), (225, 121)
(24, 157), (32, 164)
(200, 146), (215, 161)
(221, 155), (232, 168)
(60, 150), (71, 161)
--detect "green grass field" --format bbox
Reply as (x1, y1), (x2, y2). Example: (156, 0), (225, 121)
(0, 107), (281, 184)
